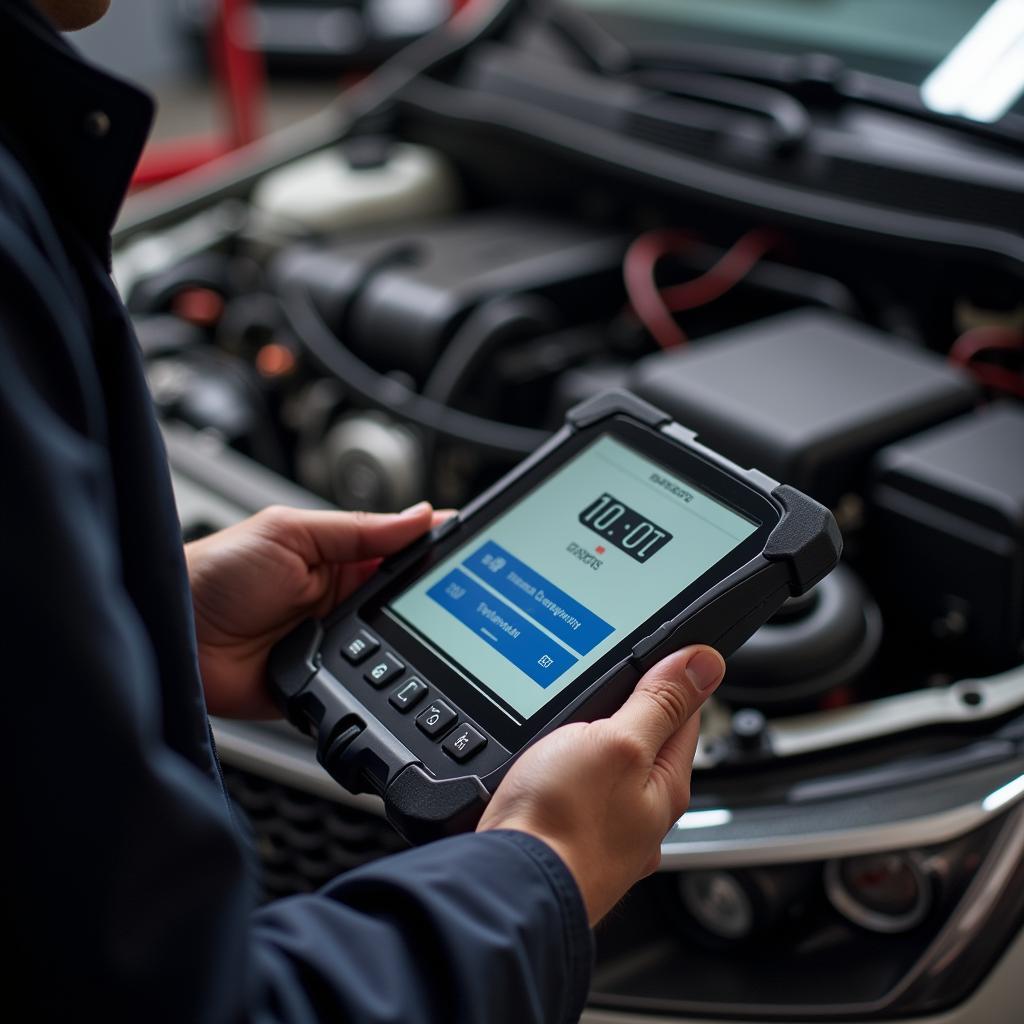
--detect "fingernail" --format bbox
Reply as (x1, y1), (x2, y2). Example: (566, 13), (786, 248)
(686, 649), (725, 692)
(399, 500), (431, 517)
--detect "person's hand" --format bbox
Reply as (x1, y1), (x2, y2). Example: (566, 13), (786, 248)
(185, 502), (442, 719)
(477, 645), (725, 925)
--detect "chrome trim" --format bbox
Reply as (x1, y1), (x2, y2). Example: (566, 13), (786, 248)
(211, 712), (1024, 866)
(662, 761), (1024, 868)
(764, 664), (1024, 760)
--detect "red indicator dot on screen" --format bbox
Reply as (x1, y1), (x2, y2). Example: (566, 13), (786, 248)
(595, 546), (606, 554)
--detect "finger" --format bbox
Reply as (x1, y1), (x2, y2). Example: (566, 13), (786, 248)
(328, 557), (383, 608)
(265, 502), (435, 565)
(611, 646), (724, 757)
(329, 514), (455, 600)
(650, 710), (702, 820)
(316, 513), (457, 611)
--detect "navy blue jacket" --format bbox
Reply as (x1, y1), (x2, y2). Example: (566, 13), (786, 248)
(2, 3), (591, 1019)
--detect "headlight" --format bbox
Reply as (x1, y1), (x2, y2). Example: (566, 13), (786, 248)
(671, 864), (816, 948)
(591, 796), (1024, 1019)
(678, 870), (756, 942)
(824, 851), (933, 934)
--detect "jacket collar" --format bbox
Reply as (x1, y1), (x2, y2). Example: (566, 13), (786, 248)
(0, 0), (154, 266)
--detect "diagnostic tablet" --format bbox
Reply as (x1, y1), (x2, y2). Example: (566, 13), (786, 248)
(269, 391), (842, 843)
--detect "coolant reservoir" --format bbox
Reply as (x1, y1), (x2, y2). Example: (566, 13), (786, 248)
(251, 141), (460, 235)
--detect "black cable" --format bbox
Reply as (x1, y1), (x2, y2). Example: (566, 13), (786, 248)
(539, 3), (809, 152)
(540, 0), (633, 76)
(422, 293), (561, 408)
(348, 0), (530, 123)
(628, 69), (811, 154)
(278, 282), (552, 458)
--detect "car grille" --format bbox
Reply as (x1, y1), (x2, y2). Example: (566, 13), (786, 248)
(222, 764), (408, 901)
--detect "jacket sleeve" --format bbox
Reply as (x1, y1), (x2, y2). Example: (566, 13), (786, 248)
(1, 207), (592, 1024)
(252, 830), (592, 1024)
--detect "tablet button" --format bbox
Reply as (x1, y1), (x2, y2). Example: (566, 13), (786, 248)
(389, 677), (428, 712)
(442, 723), (487, 763)
(342, 629), (379, 665)
(364, 652), (404, 688)
(416, 700), (456, 738)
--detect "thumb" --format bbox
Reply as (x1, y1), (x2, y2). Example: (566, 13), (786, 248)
(610, 646), (725, 758)
(261, 502), (436, 565)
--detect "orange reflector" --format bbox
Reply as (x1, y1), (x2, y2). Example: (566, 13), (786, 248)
(172, 287), (225, 327)
(256, 343), (296, 378)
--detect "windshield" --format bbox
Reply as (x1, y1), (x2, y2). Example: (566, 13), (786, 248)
(574, 0), (1022, 120)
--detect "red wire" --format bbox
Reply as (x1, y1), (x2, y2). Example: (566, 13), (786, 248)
(662, 228), (781, 312)
(624, 228), (781, 349)
(949, 326), (1024, 398)
(623, 229), (696, 349)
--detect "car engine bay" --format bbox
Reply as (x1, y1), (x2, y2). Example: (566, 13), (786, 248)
(113, 3), (1024, 1017)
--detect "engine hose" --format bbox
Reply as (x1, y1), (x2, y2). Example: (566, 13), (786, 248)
(278, 281), (552, 458)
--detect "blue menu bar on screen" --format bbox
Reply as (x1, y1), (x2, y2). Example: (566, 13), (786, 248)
(462, 541), (613, 655)
(426, 569), (578, 688)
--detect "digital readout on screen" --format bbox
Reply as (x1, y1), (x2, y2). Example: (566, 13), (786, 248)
(579, 493), (673, 562)
(388, 436), (758, 721)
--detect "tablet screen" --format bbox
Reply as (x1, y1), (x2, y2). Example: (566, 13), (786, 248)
(388, 435), (758, 720)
